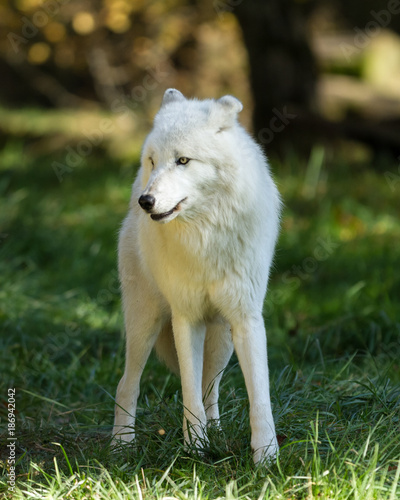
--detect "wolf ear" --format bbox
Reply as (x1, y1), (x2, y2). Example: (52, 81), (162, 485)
(161, 88), (185, 107)
(213, 95), (243, 130)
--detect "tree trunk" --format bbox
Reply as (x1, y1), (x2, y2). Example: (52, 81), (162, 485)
(235, 0), (316, 148)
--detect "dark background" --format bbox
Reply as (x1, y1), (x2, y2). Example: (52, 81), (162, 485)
(2, 0), (400, 159)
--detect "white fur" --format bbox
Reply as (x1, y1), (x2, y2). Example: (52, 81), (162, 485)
(113, 89), (281, 464)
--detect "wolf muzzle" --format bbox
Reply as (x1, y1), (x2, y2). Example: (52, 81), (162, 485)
(138, 194), (156, 212)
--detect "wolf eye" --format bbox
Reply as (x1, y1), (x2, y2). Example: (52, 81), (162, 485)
(149, 157), (155, 169)
(177, 157), (190, 165)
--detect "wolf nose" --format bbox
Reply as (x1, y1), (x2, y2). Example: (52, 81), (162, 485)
(138, 194), (156, 212)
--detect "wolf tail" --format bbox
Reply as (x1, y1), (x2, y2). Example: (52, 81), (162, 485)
(154, 321), (180, 376)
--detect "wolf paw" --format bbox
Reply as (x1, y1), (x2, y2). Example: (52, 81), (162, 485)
(253, 437), (279, 466)
(111, 427), (135, 448)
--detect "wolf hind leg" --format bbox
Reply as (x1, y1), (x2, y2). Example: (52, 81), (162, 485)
(154, 321), (180, 376)
(202, 318), (234, 424)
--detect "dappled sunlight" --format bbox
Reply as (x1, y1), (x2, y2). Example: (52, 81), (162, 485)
(1, 1), (400, 497)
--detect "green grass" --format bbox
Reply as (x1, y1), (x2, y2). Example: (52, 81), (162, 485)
(0, 135), (399, 499)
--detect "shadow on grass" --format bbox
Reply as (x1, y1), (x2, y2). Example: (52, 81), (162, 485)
(1, 141), (400, 497)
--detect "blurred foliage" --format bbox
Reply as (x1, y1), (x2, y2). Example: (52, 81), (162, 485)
(1, 0), (400, 158)
(0, 0), (252, 123)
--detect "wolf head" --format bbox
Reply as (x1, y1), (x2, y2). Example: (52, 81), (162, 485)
(138, 89), (244, 223)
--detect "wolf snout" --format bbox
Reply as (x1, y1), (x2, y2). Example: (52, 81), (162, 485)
(138, 194), (156, 212)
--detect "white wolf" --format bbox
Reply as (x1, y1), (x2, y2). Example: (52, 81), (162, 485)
(113, 89), (281, 464)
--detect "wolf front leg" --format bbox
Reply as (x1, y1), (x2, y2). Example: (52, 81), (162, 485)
(172, 315), (208, 451)
(113, 328), (161, 443)
(232, 315), (278, 465)
(112, 280), (163, 444)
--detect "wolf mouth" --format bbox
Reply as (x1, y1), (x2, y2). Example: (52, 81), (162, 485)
(150, 198), (187, 221)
